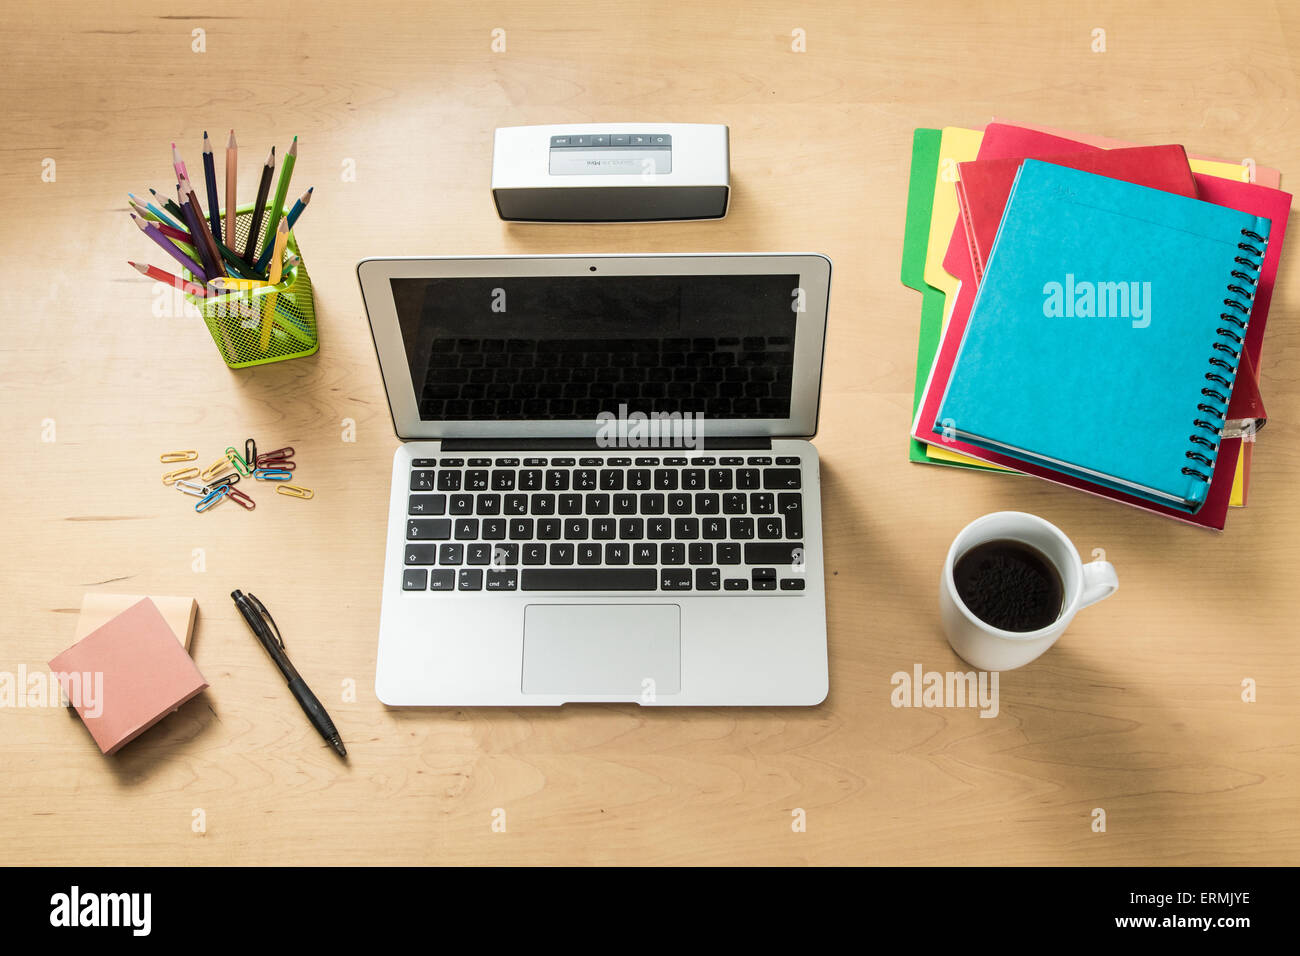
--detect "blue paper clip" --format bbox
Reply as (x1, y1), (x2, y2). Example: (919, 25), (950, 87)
(196, 486), (230, 512)
(254, 468), (293, 481)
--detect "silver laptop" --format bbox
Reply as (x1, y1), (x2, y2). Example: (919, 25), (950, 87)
(357, 253), (830, 706)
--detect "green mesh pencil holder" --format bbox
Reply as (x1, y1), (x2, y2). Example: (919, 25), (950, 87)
(183, 203), (318, 368)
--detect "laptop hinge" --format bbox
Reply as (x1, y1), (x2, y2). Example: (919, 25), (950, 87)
(440, 437), (772, 451)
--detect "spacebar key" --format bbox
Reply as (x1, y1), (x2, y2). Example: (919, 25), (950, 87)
(521, 568), (658, 591)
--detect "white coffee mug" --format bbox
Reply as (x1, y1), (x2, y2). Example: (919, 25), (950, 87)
(939, 512), (1118, 671)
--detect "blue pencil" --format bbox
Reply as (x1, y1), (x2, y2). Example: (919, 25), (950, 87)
(129, 192), (183, 231)
(254, 186), (312, 274)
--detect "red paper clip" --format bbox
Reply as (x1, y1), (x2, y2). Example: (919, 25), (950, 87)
(226, 486), (256, 510)
(256, 446), (294, 466)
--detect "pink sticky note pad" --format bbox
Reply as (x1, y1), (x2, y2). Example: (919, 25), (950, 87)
(49, 597), (208, 755)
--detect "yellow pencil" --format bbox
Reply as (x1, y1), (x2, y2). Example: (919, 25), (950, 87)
(258, 219), (290, 351)
(208, 276), (269, 292)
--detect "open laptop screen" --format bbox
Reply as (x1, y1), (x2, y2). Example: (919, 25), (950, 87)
(390, 274), (798, 422)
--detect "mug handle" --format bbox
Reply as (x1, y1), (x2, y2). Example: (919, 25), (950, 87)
(1079, 560), (1119, 609)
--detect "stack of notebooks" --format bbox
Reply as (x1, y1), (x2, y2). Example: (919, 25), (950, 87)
(903, 121), (1292, 530)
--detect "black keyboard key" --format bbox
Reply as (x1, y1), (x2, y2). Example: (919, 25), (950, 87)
(407, 518), (452, 540)
(408, 493), (446, 515)
(522, 543), (547, 565)
(574, 469), (597, 490)
(549, 543), (575, 565)
(531, 494), (556, 515)
(403, 568), (427, 590)
(750, 493), (775, 514)
(613, 493), (637, 514)
(747, 456), (772, 465)
(565, 518), (589, 539)
(466, 470), (490, 491)
(778, 493), (803, 539)
(744, 543), (804, 565)
(640, 493), (665, 515)
(490, 544), (518, 565)
(551, 458), (576, 467)
(647, 517), (672, 539)
(454, 518), (479, 539)
(410, 470), (435, 491)
(491, 470), (515, 491)
(628, 469), (651, 490)
(689, 543), (713, 565)
(723, 578), (749, 591)
(405, 543), (436, 565)
(440, 458), (464, 467)
(653, 469), (678, 490)
(720, 456), (743, 465)
(458, 569), (484, 590)
(522, 569), (657, 590)
(523, 457), (547, 467)
(578, 457), (602, 466)
(695, 493), (719, 514)
(585, 493), (610, 515)
(633, 542), (657, 565)
(467, 543), (492, 565)
(757, 517), (782, 539)
(599, 469), (624, 490)
(475, 494), (501, 515)
(696, 568), (721, 591)
(559, 494), (583, 515)
(436, 471), (461, 491)
(682, 469), (705, 490)
(485, 569), (517, 590)
(661, 543), (685, 565)
(717, 543), (741, 564)
(449, 494), (473, 515)
(619, 517), (644, 539)
(519, 469), (543, 491)
(495, 458), (520, 467)
(729, 518), (755, 540)
(428, 569), (455, 591)
(592, 518), (616, 539)
(481, 518), (507, 540)
(674, 518), (699, 539)
(723, 493), (747, 514)
(660, 568), (692, 591)
(509, 518), (534, 540)
(736, 468), (760, 489)
(577, 543), (601, 565)
(763, 468), (802, 489)
(776, 456), (800, 465)
(545, 470), (570, 491)
(691, 457), (716, 466)
(468, 458), (492, 467)
(702, 517), (727, 539)
(538, 519), (561, 540)
(504, 494), (528, 515)
(668, 493), (691, 514)
(439, 543), (464, 565)
(780, 578), (806, 591)
(413, 458), (437, 467)
(605, 543), (630, 565)
(635, 457), (660, 466)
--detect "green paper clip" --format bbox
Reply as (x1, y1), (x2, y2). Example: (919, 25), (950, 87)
(226, 446), (252, 477)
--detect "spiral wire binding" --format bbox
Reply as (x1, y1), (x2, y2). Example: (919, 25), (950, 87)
(1181, 228), (1267, 485)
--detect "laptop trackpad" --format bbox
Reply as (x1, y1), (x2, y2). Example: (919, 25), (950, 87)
(522, 604), (681, 697)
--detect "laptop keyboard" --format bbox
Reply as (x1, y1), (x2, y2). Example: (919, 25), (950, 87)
(401, 455), (809, 593)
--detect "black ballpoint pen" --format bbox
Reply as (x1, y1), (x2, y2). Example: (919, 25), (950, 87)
(231, 590), (347, 758)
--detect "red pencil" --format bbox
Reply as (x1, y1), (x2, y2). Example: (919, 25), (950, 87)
(128, 260), (207, 297)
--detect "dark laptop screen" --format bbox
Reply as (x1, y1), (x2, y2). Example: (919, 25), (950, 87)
(390, 274), (798, 422)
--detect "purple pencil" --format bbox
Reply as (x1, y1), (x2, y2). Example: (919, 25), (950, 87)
(133, 216), (208, 283)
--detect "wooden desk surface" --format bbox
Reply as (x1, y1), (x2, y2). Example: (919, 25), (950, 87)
(2, 0), (1298, 866)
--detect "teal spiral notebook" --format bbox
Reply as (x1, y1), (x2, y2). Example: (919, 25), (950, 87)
(935, 160), (1270, 512)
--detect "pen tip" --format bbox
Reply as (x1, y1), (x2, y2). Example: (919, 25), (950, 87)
(330, 735), (347, 757)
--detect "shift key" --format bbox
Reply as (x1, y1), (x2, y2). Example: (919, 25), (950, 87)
(743, 542), (806, 566)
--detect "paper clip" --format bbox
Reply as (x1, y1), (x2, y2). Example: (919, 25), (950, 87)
(200, 457), (232, 482)
(244, 438), (258, 472)
(226, 487), (256, 510)
(195, 486), (229, 512)
(205, 472), (240, 491)
(162, 466), (200, 485)
(256, 446), (294, 466)
(276, 484), (315, 500)
(175, 479), (208, 497)
(254, 468), (293, 481)
(226, 446), (252, 477)
(160, 450), (198, 463)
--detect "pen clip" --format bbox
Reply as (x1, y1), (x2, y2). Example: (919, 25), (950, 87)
(246, 592), (284, 648)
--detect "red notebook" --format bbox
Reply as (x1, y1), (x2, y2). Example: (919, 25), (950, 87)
(955, 144), (1266, 430)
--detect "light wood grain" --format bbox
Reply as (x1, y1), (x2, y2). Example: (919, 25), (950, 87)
(1, 0), (1297, 865)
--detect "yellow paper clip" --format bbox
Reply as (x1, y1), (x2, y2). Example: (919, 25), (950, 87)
(162, 466), (200, 485)
(200, 457), (232, 482)
(159, 450), (198, 463)
(276, 484), (315, 500)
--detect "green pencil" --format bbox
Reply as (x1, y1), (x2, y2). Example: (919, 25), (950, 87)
(259, 136), (297, 256)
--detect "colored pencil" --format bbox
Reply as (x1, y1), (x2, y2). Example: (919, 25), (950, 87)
(128, 198), (157, 221)
(176, 183), (222, 279)
(242, 146), (275, 264)
(259, 218), (290, 350)
(133, 216), (208, 282)
(214, 238), (260, 280)
(132, 212), (191, 246)
(179, 176), (226, 278)
(209, 276), (270, 292)
(129, 260), (207, 297)
(131, 192), (183, 230)
(225, 130), (238, 246)
(171, 142), (189, 182)
(202, 131), (222, 240)
(254, 186), (311, 273)
(260, 136), (296, 257)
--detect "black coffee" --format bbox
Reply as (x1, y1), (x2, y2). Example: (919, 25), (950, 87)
(952, 539), (1064, 632)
